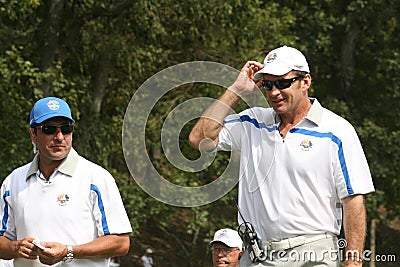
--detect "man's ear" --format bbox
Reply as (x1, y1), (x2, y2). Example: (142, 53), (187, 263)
(238, 251), (243, 260)
(30, 129), (38, 153)
(303, 73), (312, 92)
(30, 128), (37, 141)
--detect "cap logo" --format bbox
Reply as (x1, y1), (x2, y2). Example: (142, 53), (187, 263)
(294, 64), (304, 70)
(47, 100), (61, 111)
(266, 52), (277, 63)
(217, 229), (229, 239)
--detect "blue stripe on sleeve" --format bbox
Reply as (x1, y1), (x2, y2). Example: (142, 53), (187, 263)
(0, 190), (10, 236)
(90, 184), (110, 235)
(290, 128), (354, 194)
(224, 115), (278, 132)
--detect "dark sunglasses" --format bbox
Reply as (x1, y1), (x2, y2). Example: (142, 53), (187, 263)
(36, 124), (74, 135)
(261, 76), (303, 90)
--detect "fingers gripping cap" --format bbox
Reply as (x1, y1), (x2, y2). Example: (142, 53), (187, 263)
(29, 97), (75, 127)
(209, 228), (243, 250)
(254, 46), (310, 80)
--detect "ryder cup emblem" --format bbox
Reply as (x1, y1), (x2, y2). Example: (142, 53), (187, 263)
(266, 52), (277, 63)
(217, 229), (229, 238)
(57, 193), (70, 206)
(47, 100), (60, 110)
(300, 139), (313, 151)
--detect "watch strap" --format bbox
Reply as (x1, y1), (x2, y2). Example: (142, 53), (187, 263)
(62, 245), (74, 263)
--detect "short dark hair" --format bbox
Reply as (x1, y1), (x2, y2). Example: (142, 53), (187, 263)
(292, 70), (309, 77)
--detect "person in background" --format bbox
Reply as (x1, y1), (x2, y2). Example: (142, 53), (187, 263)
(189, 46), (375, 266)
(109, 256), (121, 267)
(138, 248), (154, 267)
(0, 259), (13, 267)
(210, 228), (243, 267)
(0, 97), (132, 267)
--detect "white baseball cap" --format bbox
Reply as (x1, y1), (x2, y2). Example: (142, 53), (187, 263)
(209, 228), (243, 249)
(254, 46), (310, 80)
(146, 248), (153, 253)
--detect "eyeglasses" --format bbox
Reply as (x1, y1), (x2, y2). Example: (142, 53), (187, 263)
(35, 124), (74, 135)
(211, 247), (239, 256)
(261, 76), (303, 90)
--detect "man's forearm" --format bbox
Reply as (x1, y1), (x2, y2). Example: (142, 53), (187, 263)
(0, 236), (19, 259)
(189, 88), (241, 150)
(342, 194), (366, 266)
(189, 61), (263, 151)
(71, 234), (130, 259)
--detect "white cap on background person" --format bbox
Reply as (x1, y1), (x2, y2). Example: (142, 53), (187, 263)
(146, 248), (153, 254)
(209, 228), (243, 250)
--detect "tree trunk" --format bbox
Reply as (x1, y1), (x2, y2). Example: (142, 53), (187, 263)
(38, 0), (67, 96)
(75, 52), (110, 155)
(339, 20), (361, 96)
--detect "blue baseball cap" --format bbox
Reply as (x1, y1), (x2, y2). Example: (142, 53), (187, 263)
(29, 97), (75, 127)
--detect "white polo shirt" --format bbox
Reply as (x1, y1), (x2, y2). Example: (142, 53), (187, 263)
(0, 149), (132, 267)
(218, 98), (374, 241)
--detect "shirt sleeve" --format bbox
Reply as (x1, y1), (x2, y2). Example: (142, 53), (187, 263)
(0, 175), (16, 240)
(90, 169), (132, 236)
(333, 121), (375, 199)
(217, 113), (243, 151)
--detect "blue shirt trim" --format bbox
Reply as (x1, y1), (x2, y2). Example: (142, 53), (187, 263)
(224, 115), (278, 132)
(290, 128), (354, 194)
(0, 190), (10, 236)
(90, 184), (110, 235)
(224, 114), (354, 195)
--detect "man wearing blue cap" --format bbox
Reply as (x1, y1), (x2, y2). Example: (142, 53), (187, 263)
(0, 97), (132, 267)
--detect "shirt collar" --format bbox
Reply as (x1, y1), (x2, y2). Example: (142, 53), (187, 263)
(26, 148), (79, 180)
(271, 97), (323, 126)
(305, 97), (323, 126)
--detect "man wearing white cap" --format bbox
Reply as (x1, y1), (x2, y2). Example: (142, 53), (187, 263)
(0, 97), (132, 267)
(189, 46), (374, 266)
(138, 248), (154, 267)
(210, 228), (243, 267)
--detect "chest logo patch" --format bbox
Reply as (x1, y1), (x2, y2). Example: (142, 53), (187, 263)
(57, 193), (70, 206)
(300, 139), (313, 151)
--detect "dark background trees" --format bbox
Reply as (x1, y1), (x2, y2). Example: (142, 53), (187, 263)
(1, 0), (399, 266)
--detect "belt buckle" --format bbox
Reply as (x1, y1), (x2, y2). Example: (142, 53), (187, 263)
(268, 239), (280, 250)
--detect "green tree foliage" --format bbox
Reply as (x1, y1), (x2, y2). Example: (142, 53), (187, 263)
(1, 0), (399, 265)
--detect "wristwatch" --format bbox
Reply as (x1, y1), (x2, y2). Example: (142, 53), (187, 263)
(62, 245), (74, 263)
